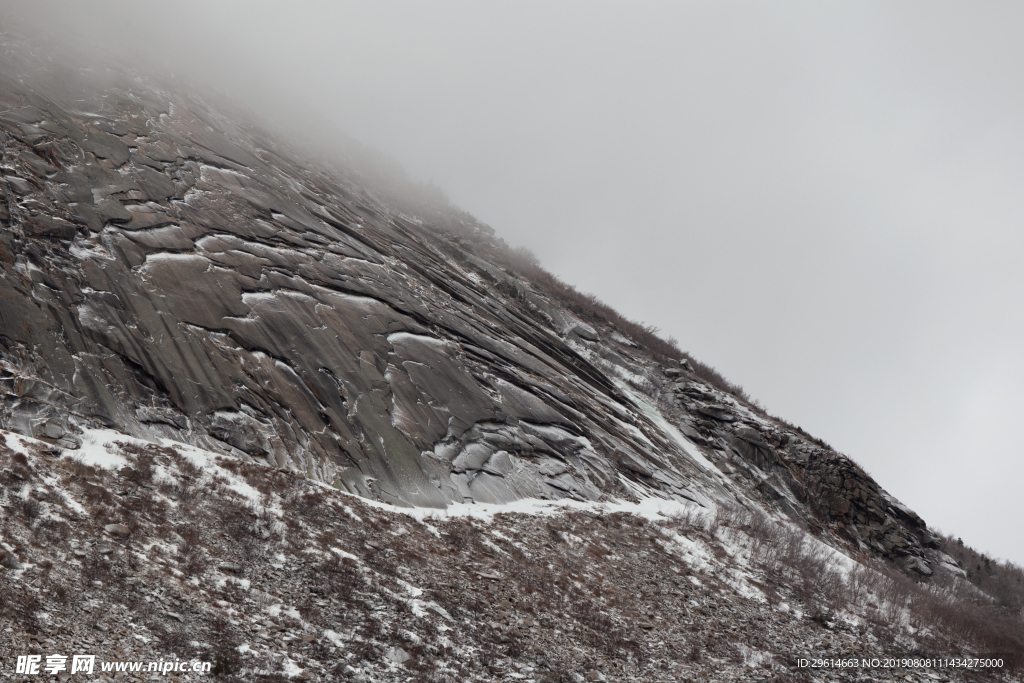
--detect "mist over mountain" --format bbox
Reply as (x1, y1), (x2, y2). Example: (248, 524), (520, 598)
(0, 7), (1022, 682)
(5, 0), (1022, 567)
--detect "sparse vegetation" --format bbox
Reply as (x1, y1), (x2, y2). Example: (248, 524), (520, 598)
(498, 245), (752, 401)
(0, 425), (1019, 681)
(663, 502), (1024, 669)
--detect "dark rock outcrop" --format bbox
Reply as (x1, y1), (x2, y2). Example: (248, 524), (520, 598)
(0, 49), (724, 513)
(0, 33), (939, 571)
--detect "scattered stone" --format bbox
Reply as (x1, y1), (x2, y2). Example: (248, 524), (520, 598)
(80, 131), (130, 165)
(425, 603), (452, 621)
(135, 406), (188, 429)
(133, 166), (176, 200)
(911, 558), (933, 576)
(5, 175), (34, 194)
(0, 550), (22, 570)
(385, 646), (411, 664)
(696, 404), (737, 422)
(568, 322), (600, 341)
(124, 209), (174, 230)
(24, 215), (76, 239)
(95, 200), (132, 224)
(103, 524), (131, 537)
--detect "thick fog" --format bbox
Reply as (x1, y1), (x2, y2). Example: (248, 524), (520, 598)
(4, 2), (1022, 564)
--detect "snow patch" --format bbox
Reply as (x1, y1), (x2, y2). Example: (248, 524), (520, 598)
(71, 429), (130, 470)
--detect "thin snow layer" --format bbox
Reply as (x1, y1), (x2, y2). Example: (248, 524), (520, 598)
(614, 378), (725, 480)
(72, 428), (130, 469)
(165, 438), (267, 507)
(5, 424), (922, 651)
(403, 491), (703, 524)
(50, 428), (863, 604)
(390, 489), (863, 607)
(58, 427), (273, 512)
(2, 430), (51, 458)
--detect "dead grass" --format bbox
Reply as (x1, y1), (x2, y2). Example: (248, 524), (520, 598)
(497, 246), (752, 401)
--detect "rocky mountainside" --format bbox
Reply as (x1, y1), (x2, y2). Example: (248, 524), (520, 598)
(0, 29), (1021, 683)
(4, 429), (1020, 683)
(0, 31), (935, 565)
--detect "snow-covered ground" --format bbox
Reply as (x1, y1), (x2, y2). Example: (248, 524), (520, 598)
(3, 425), (1013, 682)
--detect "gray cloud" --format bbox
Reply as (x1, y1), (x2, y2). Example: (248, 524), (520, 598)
(5, 1), (1022, 562)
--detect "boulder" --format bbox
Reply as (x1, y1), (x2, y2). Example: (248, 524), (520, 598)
(135, 406), (188, 429)
(451, 443), (494, 473)
(568, 322), (600, 341)
(92, 119), (129, 136)
(610, 331), (638, 347)
(5, 175), (34, 194)
(910, 558), (933, 576)
(69, 203), (101, 231)
(480, 451), (514, 477)
(41, 419), (66, 439)
(733, 426), (768, 448)
(80, 131), (130, 165)
(538, 460), (568, 477)
(696, 404), (737, 422)
(124, 209), (174, 230)
(0, 550), (22, 570)
(24, 215), (76, 239)
(134, 166), (176, 200)
(95, 200), (132, 224)
(208, 411), (273, 458)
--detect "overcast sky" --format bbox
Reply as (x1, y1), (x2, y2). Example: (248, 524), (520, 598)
(6, 1), (1023, 564)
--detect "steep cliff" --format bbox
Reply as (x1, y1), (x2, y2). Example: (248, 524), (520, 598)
(0, 33), (949, 575)
(3, 29), (1024, 683)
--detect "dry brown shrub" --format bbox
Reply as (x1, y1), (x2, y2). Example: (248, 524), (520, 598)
(319, 553), (361, 597)
(177, 528), (208, 578)
(0, 578), (41, 631)
(500, 250), (751, 400)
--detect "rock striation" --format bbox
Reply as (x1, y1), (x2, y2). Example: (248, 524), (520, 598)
(0, 35), (942, 575)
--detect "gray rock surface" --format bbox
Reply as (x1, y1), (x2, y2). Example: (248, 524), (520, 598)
(0, 32), (940, 573)
(0, 54), (734, 512)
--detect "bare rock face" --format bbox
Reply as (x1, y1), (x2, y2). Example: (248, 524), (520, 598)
(0, 53), (725, 514)
(0, 36), (937, 570)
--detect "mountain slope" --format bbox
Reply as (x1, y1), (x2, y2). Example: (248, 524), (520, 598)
(0, 30), (1021, 682)
(0, 36), (933, 563)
